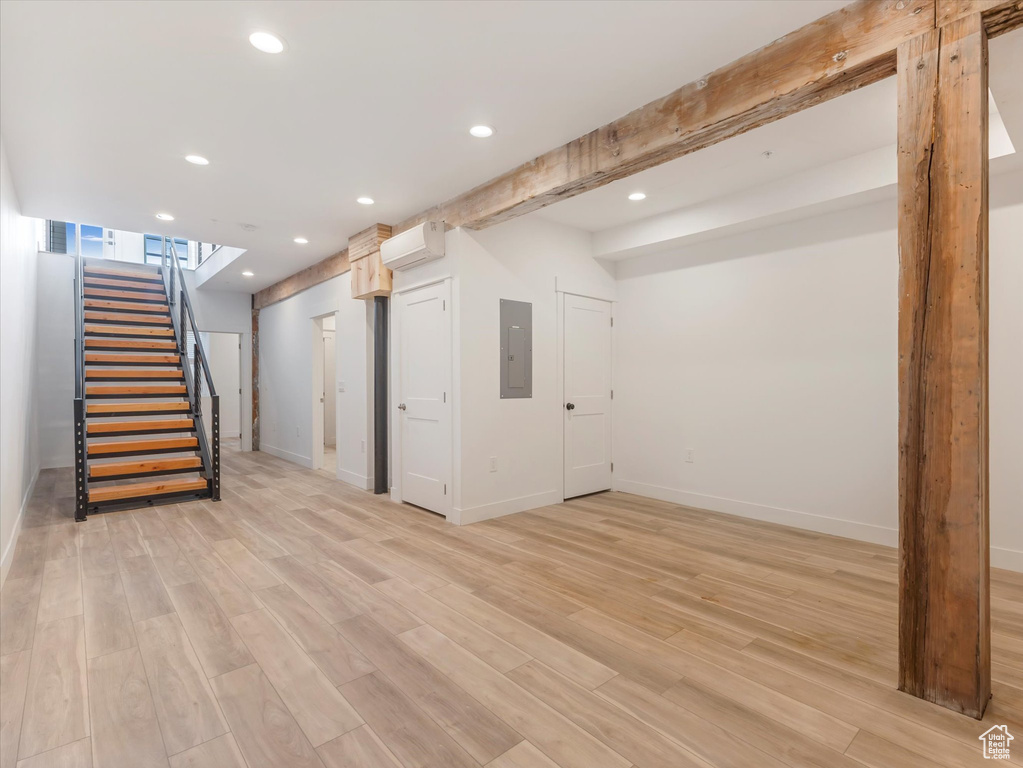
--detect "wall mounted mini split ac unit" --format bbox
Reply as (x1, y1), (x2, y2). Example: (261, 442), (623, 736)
(380, 221), (445, 271)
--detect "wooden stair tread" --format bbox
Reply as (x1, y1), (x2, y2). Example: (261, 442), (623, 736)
(84, 266), (163, 283)
(87, 385), (187, 396)
(85, 324), (175, 337)
(85, 338), (178, 350)
(88, 477), (208, 503)
(85, 353), (181, 365)
(85, 369), (184, 379)
(87, 402), (190, 416)
(84, 299), (169, 314)
(87, 418), (194, 435)
(84, 311), (172, 325)
(84, 276), (165, 292)
(88, 436), (198, 455)
(84, 287), (169, 303)
(89, 456), (202, 479)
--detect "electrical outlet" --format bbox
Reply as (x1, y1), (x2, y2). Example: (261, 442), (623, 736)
(685, 449), (695, 464)
(361, 440), (366, 453)
(338, 381), (346, 392)
(489, 457), (498, 473)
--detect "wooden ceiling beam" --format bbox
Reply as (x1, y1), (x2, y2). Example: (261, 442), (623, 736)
(253, 248), (349, 310)
(937, 0), (1023, 32)
(252, 0), (1022, 310)
(396, 0), (936, 232)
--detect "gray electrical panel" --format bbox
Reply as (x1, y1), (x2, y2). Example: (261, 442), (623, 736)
(500, 299), (532, 398)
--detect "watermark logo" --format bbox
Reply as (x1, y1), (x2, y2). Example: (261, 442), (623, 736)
(979, 725), (1013, 760)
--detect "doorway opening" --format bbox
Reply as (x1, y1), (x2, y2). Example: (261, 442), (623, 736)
(197, 331), (243, 445)
(312, 313), (339, 473)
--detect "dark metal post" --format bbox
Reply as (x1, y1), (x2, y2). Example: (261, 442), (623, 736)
(373, 296), (388, 494)
(193, 343), (202, 421)
(73, 247), (88, 521)
(180, 299), (186, 356)
(211, 394), (221, 500)
(73, 397), (88, 521)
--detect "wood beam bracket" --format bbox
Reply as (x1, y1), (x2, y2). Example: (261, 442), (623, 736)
(349, 223), (394, 300)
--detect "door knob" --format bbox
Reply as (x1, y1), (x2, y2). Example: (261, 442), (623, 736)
(565, 402), (575, 411)
(398, 403), (407, 411)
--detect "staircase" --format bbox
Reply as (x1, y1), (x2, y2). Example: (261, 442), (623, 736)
(73, 244), (221, 520)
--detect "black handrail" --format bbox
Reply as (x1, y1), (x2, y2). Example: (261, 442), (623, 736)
(73, 249), (88, 521)
(162, 238), (221, 500)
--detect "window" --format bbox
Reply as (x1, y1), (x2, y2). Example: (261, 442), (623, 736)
(45, 221), (104, 255)
(144, 235), (188, 266)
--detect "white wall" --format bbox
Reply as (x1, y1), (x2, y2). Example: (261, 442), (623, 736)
(390, 216), (616, 523)
(1, 139), (41, 584)
(36, 252), (75, 469)
(258, 272), (374, 488)
(612, 171), (1023, 570)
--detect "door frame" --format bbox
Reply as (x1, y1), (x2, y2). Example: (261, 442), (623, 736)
(390, 276), (457, 519)
(311, 311), (340, 473)
(556, 290), (615, 502)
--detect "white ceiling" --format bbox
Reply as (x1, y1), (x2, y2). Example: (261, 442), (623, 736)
(539, 30), (1023, 256)
(0, 0), (848, 292)
(538, 78), (900, 232)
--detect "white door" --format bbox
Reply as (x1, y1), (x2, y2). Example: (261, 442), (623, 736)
(399, 281), (452, 515)
(323, 330), (336, 448)
(563, 295), (612, 498)
(202, 332), (242, 440)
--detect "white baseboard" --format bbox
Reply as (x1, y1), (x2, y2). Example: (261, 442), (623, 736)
(338, 468), (373, 491)
(993, 547), (1023, 573)
(613, 478), (899, 547)
(456, 489), (562, 526)
(1, 467), (40, 587)
(259, 443), (313, 469)
(613, 479), (1022, 573)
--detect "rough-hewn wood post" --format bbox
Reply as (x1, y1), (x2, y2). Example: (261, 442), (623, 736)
(896, 12), (990, 719)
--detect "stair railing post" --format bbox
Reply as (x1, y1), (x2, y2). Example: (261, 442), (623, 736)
(166, 236), (176, 302)
(73, 247), (88, 521)
(179, 297), (186, 357)
(211, 394), (221, 500)
(193, 343), (202, 422)
(74, 398), (88, 521)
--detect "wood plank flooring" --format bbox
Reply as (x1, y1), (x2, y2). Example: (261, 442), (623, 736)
(2, 443), (1021, 767)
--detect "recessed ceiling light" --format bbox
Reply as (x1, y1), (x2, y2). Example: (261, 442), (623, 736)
(469, 125), (494, 138)
(155, 212), (174, 220)
(242, 271), (254, 277)
(249, 31), (285, 54)
(628, 192), (646, 201)
(185, 154), (209, 165)
(294, 237), (308, 244)
(356, 197), (375, 205)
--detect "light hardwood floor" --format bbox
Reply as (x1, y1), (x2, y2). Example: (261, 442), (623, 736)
(2, 444), (1021, 768)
